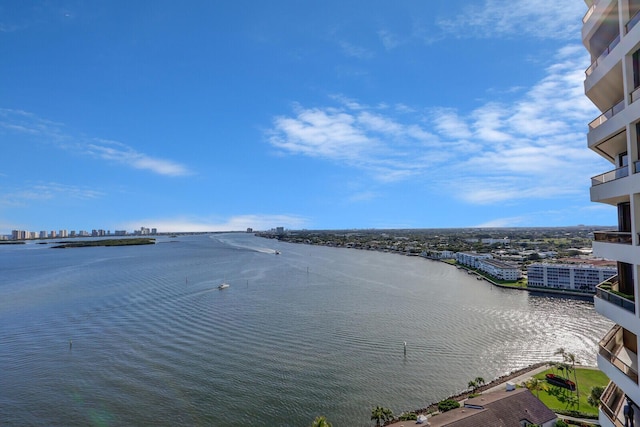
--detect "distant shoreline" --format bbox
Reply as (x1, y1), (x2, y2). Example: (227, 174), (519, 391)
(408, 361), (551, 417)
(50, 238), (156, 248)
(262, 234), (597, 300)
(438, 259), (595, 300)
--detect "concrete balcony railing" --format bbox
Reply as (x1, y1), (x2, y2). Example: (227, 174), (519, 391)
(594, 231), (633, 244)
(586, 34), (621, 76)
(599, 325), (639, 384)
(600, 381), (625, 427)
(589, 99), (625, 129)
(597, 275), (636, 314)
(583, 3), (596, 23)
(591, 165), (629, 186)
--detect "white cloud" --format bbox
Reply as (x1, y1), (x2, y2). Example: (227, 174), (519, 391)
(120, 214), (309, 233)
(267, 44), (607, 206)
(87, 139), (191, 177)
(0, 109), (192, 177)
(0, 182), (104, 207)
(437, 0), (584, 40)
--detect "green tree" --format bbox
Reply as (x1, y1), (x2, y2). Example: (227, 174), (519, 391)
(555, 347), (579, 409)
(311, 416), (332, 427)
(371, 406), (393, 427)
(587, 385), (605, 408)
(525, 377), (543, 398)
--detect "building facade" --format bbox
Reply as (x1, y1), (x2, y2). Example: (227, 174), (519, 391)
(455, 252), (493, 268)
(527, 263), (616, 293)
(583, 1), (640, 425)
(478, 258), (522, 281)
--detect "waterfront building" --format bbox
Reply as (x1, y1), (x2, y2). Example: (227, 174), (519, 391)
(527, 263), (616, 293)
(583, 1), (640, 425)
(478, 258), (522, 281)
(455, 252), (492, 269)
(11, 230), (26, 240)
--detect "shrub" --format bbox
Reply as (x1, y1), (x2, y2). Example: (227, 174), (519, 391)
(437, 399), (460, 412)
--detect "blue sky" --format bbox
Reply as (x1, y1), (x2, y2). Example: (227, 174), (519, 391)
(0, 0), (615, 233)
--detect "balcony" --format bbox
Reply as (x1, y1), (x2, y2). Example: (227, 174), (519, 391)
(586, 34), (620, 76)
(599, 325), (639, 384)
(627, 9), (640, 34)
(600, 381), (625, 427)
(597, 276), (635, 314)
(591, 166), (629, 186)
(594, 231), (633, 244)
(589, 99), (625, 130)
(583, 4), (596, 24)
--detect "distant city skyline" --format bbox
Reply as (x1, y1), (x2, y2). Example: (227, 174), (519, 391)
(5, 226), (158, 240)
(0, 1), (614, 233)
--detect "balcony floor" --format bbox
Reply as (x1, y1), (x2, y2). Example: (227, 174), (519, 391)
(617, 346), (638, 372)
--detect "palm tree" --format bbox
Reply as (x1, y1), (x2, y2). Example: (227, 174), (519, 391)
(311, 415), (332, 427)
(525, 377), (543, 398)
(555, 347), (580, 410)
(371, 406), (393, 427)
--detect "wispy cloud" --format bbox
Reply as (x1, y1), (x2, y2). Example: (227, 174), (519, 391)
(87, 139), (191, 177)
(338, 40), (374, 59)
(1, 182), (104, 207)
(436, 0), (584, 40)
(0, 109), (192, 177)
(267, 44), (604, 205)
(121, 214), (309, 232)
(377, 29), (401, 50)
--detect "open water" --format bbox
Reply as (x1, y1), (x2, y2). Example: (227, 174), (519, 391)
(0, 233), (611, 426)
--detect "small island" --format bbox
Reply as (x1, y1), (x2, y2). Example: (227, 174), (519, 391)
(51, 238), (155, 248)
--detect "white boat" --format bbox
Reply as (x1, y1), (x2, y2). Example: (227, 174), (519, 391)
(218, 280), (230, 290)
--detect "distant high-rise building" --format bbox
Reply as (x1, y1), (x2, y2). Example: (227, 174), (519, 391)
(583, 1), (640, 425)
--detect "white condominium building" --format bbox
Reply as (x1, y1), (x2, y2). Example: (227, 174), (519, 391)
(478, 259), (521, 281)
(527, 263), (616, 293)
(455, 252), (492, 269)
(583, 0), (640, 425)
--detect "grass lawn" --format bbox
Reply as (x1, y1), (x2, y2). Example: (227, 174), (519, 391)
(529, 367), (608, 417)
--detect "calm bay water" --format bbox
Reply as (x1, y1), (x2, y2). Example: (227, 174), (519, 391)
(0, 233), (611, 426)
